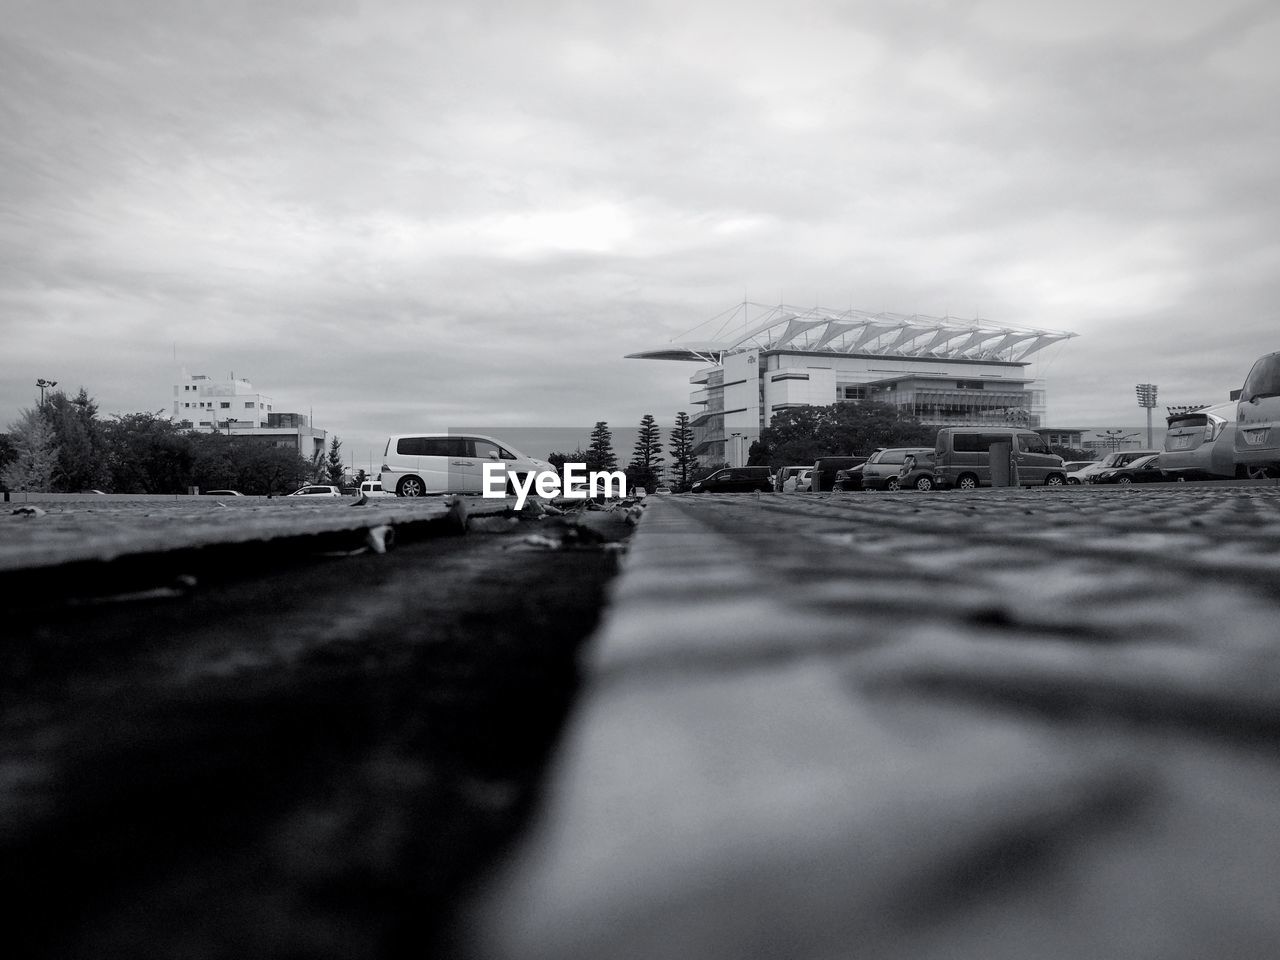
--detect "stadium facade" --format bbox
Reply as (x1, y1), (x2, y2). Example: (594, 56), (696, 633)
(628, 303), (1076, 465)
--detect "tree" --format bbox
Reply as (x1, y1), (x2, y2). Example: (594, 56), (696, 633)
(753, 402), (936, 469)
(547, 448), (594, 471)
(628, 413), (664, 491)
(587, 421), (617, 471)
(43, 387), (110, 492)
(668, 411), (696, 490)
(326, 436), (344, 486)
(2, 408), (61, 492)
(104, 412), (197, 493)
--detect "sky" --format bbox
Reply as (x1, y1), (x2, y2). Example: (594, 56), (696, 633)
(3, 0), (1279, 465)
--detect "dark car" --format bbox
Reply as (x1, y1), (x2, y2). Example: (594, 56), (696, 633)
(691, 466), (772, 493)
(1087, 453), (1167, 485)
(897, 453), (940, 491)
(860, 447), (935, 491)
(832, 463), (866, 491)
(811, 456), (868, 492)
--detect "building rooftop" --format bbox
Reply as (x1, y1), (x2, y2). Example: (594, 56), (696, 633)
(628, 302), (1077, 365)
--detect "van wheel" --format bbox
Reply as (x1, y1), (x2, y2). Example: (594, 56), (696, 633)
(885, 476), (900, 491)
(914, 475), (935, 491)
(397, 476), (425, 497)
(1045, 473), (1066, 486)
(956, 474), (978, 490)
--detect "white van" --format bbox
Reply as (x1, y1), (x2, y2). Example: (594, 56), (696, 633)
(379, 434), (551, 497)
(358, 480), (395, 498)
(1235, 351), (1280, 479)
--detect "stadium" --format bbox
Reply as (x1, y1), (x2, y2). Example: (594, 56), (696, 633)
(628, 302), (1077, 465)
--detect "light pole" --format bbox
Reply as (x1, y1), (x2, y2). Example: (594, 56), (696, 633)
(225, 418), (238, 436)
(1102, 428), (1140, 450)
(1136, 383), (1158, 447)
(36, 378), (57, 408)
(730, 432), (742, 467)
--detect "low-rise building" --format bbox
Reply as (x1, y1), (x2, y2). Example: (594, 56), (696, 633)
(170, 369), (325, 458)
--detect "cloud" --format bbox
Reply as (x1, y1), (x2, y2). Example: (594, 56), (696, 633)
(2, 0), (1279, 460)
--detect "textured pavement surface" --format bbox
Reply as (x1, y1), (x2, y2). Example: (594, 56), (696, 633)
(462, 485), (1280, 960)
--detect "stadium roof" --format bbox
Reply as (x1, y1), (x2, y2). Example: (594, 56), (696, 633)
(627, 303), (1077, 365)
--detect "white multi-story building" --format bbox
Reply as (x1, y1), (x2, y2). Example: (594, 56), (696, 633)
(173, 370), (272, 429)
(170, 369), (325, 458)
(628, 303), (1076, 465)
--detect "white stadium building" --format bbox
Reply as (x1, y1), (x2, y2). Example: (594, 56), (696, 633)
(628, 303), (1077, 465)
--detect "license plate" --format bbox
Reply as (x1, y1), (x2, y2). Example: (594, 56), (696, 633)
(1242, 429), (1269, 446)
(1172, 435), (1191, 449)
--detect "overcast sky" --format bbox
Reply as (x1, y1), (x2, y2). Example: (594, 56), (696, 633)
(3, 0), (1279, 464)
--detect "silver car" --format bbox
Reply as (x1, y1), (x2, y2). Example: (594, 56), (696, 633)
(1236, 351), (1280, 479)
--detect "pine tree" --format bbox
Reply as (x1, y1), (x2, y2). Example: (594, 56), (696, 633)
(326, 436), (345, 486)
(668, 411), (696, 489)
(1, 408), (60, 492)
(628, 413), (664, 491)
(587, 421), (617, 470)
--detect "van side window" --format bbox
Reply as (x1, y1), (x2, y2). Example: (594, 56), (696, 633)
(953, 433), (987, 452)
(472, 439), (502, 459)
(398, 437), (466, 457)
(1017, 433), (1051, 454)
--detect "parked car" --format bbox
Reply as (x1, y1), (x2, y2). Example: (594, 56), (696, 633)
(774, 465), (809, 492)
(811, 456), (868, 492)
(288, 485), (341, 497)
(898, 453), (940, 491)
(380, 434), (551, 497)
(691, 466), (772, 493)
(1087, 454), (1168, 484)
(1162, 402), (1237, 480)
(653, 486), (673, 494)
(932, 427), (1067, 489)
(358, 480), (395, 498)
(832, 463), (866, 491)
(859, 447), (935, 491)
(1235, 350), (1280, 479)
(783, 468), (814, 492)
(1069, 450), (1159, 484)
(202, 489), (244, 496)
(1060, 461), (1096, 483)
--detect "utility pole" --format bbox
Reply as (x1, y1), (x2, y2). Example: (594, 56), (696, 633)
(1136, 383), (1158, 447)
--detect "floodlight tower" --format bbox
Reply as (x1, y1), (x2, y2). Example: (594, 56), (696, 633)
(36, 378), (57, 408)
(1136, 383), (1158, 448)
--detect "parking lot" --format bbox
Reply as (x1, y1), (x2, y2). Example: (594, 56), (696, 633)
(7, 482), (1280, 959)
(464, 482), (1280, 960)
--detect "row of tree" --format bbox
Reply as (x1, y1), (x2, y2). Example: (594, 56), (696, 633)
(0, 389), (334, 495)
(544, 413), (701, 492)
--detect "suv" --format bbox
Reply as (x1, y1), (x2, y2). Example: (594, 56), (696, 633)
(811, 456), (868, 492)
(691, 466), (772, 493)
(932, 427), (1067, 489)
(1235, 351), (1280, 479)
(859, 447), (935, 491)
(380, 434), (551, 496)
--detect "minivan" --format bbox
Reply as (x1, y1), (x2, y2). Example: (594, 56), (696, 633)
(359, 480), (395, 498)
(380, 434), (551, 497)
(1162, 402), (1237, 480)
(690, 466), (772, 493)
(1235, 351), (1280, 479)
(932, 427), (1067, 489)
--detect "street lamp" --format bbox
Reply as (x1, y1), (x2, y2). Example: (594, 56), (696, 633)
(36, 378), (57, 408)
(730, 432), (742, 467)
(225, 418), (238, 436)
(1136, 383), (1158, 448)
(1102, 428), (1140, 450)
